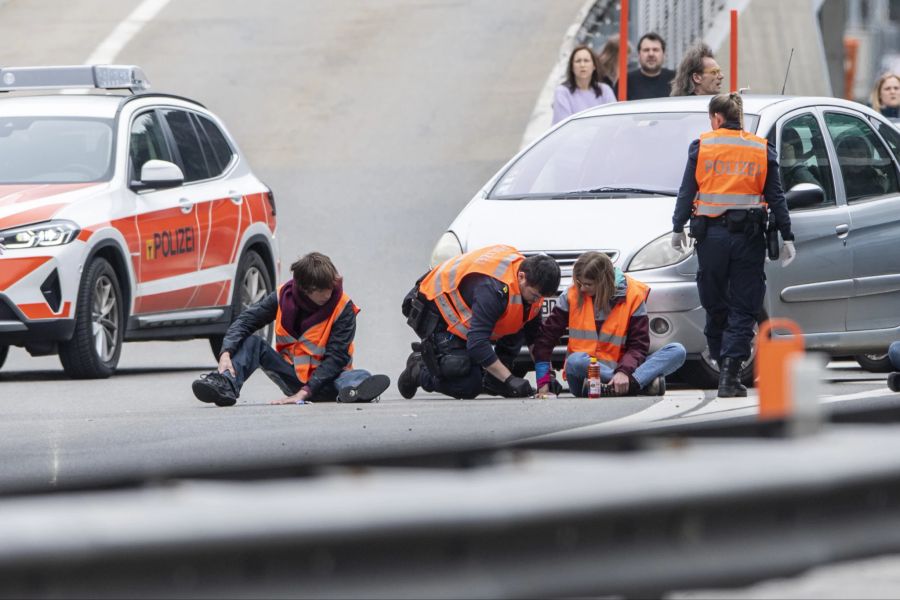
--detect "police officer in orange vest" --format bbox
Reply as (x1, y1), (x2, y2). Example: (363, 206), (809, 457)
(671, 92), (795, 397)
(191, 252), (390, 406)
(533, 251), (686, 397)
(398, 245), (560, 399)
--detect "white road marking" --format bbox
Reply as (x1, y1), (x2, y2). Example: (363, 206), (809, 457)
(84, 0), (173, 65)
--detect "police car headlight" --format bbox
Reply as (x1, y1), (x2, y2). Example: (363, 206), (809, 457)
(627, 231), (693, 272)
(430, 231), (462, 268)
(0, 220), (81, 249)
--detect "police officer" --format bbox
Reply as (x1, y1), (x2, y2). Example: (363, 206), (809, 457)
(671, 92), (796, 397)
(398, 245), (560, 399)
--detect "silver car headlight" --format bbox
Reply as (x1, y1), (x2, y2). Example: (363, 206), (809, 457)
(0, 220), (81, 250)
(627, 231), (693, 272)
(430, 231), (462, 267)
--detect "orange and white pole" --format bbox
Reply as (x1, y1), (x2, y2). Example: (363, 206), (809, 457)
(730, 9), (738, 92)
(618, 0), (629, 101)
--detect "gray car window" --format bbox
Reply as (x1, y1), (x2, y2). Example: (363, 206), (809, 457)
(825, 112), (900, 204)
(778, 114), (836, 209)
(129, 111), (173, 181)
(869, 116), (900, 166)
(489, 112), (758, 198)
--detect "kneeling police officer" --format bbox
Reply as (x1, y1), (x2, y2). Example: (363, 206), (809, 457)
(398, 245), (560, 399)
(671, 92), (796, 397)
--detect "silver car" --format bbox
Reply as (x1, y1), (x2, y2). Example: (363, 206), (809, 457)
(430, 95), (900, 388)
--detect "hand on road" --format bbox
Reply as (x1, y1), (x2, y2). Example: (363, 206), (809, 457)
(611, 371), (631, 395)
(781, 241), (796, 268)
(536, 384), (550, 399)
(271, 388), (311, 405)
(671, 231), (688, 252)
(217, 352), (235, 377)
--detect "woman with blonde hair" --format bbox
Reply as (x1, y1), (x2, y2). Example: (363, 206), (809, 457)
(532, 251), (685, 397)
(871, 73), (900, 118)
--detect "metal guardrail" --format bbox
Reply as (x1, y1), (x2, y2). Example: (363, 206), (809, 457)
(1, 396), (900, 597)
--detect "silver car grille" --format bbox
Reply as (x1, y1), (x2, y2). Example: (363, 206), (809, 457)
(521, 249), (618, 279)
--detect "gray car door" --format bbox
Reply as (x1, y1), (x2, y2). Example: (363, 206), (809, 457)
(824, 110), (900, 334)
(764, 111), (851, 335)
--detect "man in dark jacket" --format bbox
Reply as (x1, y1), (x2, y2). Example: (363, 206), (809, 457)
(191, 252), (389, 407)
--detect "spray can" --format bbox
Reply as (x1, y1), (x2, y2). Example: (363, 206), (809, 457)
(587, 357), (602, 398)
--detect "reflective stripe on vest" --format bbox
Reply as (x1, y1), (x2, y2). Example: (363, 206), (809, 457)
(565, 276), (650, 369)
(418, 245), (543, 341)
(273, 284), (359, 383)
(694, 129), (768, 218)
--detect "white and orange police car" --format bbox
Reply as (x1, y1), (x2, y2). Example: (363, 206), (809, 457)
(0, 66), (279, 378)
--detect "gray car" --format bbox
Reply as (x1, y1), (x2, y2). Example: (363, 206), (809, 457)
(430, 95), (900, 388)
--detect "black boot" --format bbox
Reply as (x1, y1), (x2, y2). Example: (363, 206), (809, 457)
(717, 357), (748, 398)
(397, 351), (423, 399)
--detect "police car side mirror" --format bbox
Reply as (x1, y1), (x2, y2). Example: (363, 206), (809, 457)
(132, 159), (184, 191)
(785, 182), (824, 211)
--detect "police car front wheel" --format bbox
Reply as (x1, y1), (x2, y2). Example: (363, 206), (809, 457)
(0, 345), (8, 371)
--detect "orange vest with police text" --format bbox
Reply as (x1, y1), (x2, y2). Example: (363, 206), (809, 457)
(694, 128), (768, 217)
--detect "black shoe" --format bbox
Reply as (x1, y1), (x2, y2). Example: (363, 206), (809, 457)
(398, 352), (422, 399)
(888, 372), (900, 393)
(640, 375), (667, 396)
(338, 374), (391, 403)
(192, 371), (238, 407)
(717, 358), (748, 398)
(482, 373), (507, 396)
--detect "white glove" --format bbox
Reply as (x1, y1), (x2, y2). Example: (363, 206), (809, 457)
(671, 231), (688, 252)
(781, 241), (796, 267)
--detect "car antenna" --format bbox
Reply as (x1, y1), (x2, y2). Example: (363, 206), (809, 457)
(781, 48), (795, 95)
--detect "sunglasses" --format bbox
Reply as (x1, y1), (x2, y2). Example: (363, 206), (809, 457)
(702, 68), (723, 76)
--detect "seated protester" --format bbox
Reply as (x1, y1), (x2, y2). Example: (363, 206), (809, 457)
(192, 252), (389, 406)
(780, 128), (819, 191)
(398, 245), (560, 400)
(889, 341), (900, 393)
(533, 251), (686, 397)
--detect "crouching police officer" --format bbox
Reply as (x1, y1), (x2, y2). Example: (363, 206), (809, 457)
(398, 245), (560, 399)
(671, 92), (796, 398)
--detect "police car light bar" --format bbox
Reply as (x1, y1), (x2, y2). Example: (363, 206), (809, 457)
(0, 65), (150, 93)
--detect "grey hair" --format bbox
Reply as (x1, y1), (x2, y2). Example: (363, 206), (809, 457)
(670, 43), (714, 97)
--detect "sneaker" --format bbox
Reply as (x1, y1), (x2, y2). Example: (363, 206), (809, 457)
(888, 372), (900, 393)
(397, 351), (422, 399)
(641, 375), (667, 396)
(192, 371), (238, 407)
(338, 374), (391, 403)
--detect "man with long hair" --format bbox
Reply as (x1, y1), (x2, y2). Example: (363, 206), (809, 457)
(670, 43), (724, 96)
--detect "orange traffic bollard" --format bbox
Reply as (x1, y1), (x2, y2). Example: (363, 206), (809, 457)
(755, 318), (804, 420)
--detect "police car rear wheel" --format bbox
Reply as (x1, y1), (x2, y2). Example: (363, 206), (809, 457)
(59, 258), (123, 379)
(209, 250), (273, 358)
(0, 345), (8, 370)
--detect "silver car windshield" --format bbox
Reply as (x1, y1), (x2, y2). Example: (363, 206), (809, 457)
(489, 112), (760, 199)
(0, 117), (115, 184)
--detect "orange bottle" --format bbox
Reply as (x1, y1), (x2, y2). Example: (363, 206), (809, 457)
(587, 357), (602, 398)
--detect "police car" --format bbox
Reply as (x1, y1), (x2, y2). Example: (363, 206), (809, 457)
(0, 66), (279, 378)
(431, 94), (900, 387)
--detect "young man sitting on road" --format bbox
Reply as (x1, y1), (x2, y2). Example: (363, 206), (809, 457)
(191, 252), (389, 406)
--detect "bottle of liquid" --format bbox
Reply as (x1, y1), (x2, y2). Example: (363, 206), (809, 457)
(587, 357), (602, 399)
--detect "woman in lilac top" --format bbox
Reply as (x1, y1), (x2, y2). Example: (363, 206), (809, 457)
(552, 45), (617, 125)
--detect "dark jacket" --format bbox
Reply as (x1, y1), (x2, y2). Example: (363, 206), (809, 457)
(221, 291), (357, 396)
(532, 273), (649, 377)
(672, 121), (794, 241)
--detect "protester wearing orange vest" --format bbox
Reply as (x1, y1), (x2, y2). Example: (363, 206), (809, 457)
(671, 92), (795, 397)
(398, 245), (560, 399)
(191, 252), (390, 406)
(533, 251), (685, 397)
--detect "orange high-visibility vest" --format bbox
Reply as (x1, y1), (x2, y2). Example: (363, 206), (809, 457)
(693, 128), (768, 217)
(418, 245), (543, 340)
(274, 284), (358, 383)
(566, 276), (650, 370)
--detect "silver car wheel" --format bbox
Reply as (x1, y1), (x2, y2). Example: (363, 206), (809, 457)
(91, 274), (119, 363)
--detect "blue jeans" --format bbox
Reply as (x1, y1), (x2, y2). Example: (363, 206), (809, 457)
(225, 335), (370, 401)
(890, 341), (900, 371)
(565, 343), (687, 397)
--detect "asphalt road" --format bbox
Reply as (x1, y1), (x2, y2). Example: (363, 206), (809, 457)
(2, 1), (900, 597)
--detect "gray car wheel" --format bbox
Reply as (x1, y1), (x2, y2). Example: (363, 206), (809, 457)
(855, 353), (894, 373)
(677, 311), (765, 389)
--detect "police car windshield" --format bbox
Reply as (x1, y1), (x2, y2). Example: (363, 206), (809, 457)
(489, 112), (760, 199)
(0, 117), (114, 184)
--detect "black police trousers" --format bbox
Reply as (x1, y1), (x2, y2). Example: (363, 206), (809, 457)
(417, 328), (524, 399)
(695, 222), (766, 363)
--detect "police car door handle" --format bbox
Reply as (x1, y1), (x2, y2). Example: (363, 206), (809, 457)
(228, 190), (243, 205)
(178, 197), (194, 214)
(835, 223), (850, 238)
